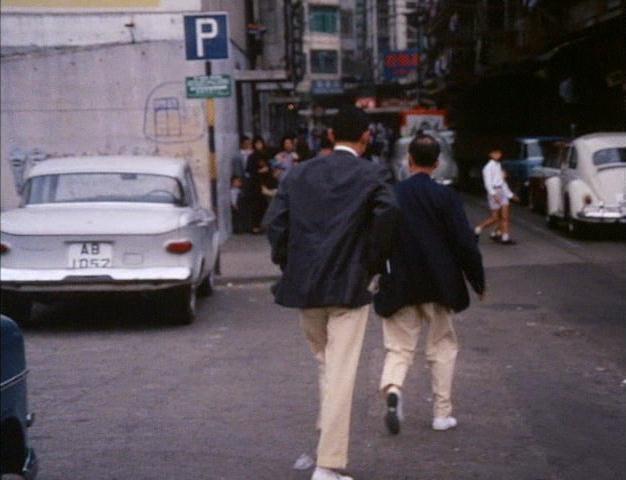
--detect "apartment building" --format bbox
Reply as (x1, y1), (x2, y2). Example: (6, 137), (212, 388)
(424, 0), (624, 134)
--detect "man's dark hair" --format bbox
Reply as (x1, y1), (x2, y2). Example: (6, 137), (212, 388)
(240, 135), (250, 145)
(408, 134), (440, 167)
(332, 106), (370, 142)
(320, 135), (334, 150)
(280, 135), (295, 150)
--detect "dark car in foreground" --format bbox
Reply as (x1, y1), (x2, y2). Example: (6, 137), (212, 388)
(527, 140), (570, 213)
(501, 136), (565, 204)
(1, 315), (37, 479)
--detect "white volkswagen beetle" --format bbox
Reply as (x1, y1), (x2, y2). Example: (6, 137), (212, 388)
(545, 133), (626, 235)
(0, 156), (219, 325)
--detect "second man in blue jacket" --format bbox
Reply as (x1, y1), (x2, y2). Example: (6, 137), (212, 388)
(374, 133), (485, 435)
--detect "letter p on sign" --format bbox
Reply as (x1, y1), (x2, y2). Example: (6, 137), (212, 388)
(196, 18), (218, 57)
(184, 13), (230, 61)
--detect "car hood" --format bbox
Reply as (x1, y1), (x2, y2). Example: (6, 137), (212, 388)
(1, 203), (184, 235)
(591, 165), (626, 204)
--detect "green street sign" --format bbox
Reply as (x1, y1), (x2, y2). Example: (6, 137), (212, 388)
(186, 75), (231, 98)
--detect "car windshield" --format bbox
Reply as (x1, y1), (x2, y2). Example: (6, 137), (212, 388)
(25, 173), (185, 205)
(526, 142), (543, 157)
(592, 148), (626, 167)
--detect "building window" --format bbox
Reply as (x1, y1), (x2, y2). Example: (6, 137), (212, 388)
(342, 49), (355, 75)
(341, 9), (353, 36)
(310, 6), (339, 34)
(310, 50), (339, 74)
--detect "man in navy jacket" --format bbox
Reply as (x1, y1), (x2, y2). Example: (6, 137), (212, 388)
(374, 133), (485, 435)
(266, 106), (397, 480)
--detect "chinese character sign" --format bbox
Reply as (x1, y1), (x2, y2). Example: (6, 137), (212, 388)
(384, 49), (420, 81)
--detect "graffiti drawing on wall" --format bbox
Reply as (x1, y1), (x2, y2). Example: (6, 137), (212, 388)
(9, 147), (51, 193)
(153, 97), (182, 138)
(143, 82), (205, 144)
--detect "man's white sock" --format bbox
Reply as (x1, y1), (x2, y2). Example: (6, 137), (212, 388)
(474, 226), (482, 235)
(501, 233), (510, 241)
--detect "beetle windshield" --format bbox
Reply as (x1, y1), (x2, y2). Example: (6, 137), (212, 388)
(25, 173), (185, 205)
(593, 148), (626, 167)
(526, 142), (543, 157)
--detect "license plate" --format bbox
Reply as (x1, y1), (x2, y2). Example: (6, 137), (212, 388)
(68, 242), (112, 269)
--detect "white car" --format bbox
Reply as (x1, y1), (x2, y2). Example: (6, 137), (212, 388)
(545, 133), (626, 235)
(0, 156), (219, 325)
(391, 130), (459, 185)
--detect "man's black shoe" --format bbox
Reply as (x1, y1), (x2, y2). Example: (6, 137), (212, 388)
(385, 392), (401, 435)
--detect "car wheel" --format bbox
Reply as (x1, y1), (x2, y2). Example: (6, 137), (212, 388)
(567, 217), (587, 239)
(0, 419), (26, 474)
(197, 271), (214, 297)
(167, 285), (196, 325)
(528, 185), (544, 213)
(546, 215), (559, 229)
(0, 295), (32, 325)
(528, 187), (537, 212)
(519, 185), (529, 206)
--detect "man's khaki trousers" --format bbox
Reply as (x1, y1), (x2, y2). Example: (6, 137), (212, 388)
(380, 303), (458, 418)
(300, 305), (369, 470)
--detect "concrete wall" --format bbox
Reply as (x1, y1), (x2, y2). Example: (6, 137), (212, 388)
(0, 39), (245, 240)
(1, 12), (191, 47)
(0, 1), (252, 240)
(1, 0), (202, 12)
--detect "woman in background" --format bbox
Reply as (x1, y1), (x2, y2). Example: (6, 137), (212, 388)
(246, 136), (271, 233)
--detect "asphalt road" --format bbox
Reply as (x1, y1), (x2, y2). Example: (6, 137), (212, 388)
(17, 197), (626, 480)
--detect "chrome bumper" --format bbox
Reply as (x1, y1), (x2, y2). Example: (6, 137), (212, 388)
(0, 267), (191, 292)
(577, 206), (626, 223)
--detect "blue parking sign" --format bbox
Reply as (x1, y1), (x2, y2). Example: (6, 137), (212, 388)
(184, 13), (229, 61)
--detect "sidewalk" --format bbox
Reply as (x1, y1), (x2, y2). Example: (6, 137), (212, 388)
(216, 233), (281, 285)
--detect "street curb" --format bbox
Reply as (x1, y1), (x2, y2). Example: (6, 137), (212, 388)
(215, 274), (280, 286)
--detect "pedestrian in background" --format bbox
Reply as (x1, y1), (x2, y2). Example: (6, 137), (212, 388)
(318, 135), (334, 157)
(375, 133), (485, 435)
(259, 158), (279, 200)
(296, 131), (313, 162)
(474, 148), (518, 244)
(231, 135), (253, 179)
(246, 135), (271, 234)
(230, 176), (245, 234)
(273, 135), (299, 178)
(265, 106), (397, 480)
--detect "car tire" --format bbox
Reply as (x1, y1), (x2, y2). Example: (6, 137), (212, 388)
(528, 187), (544, 213)
(519, 185), (529, 206)
(528, 188), (535, 211)
(567, 217), (588, 239)
(0, 295), (32, 325)
(546, 215), (559, 229)
(197, 270), (214, 297)
(0, 419), (26, 474)
(167, 285), (196, 325)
